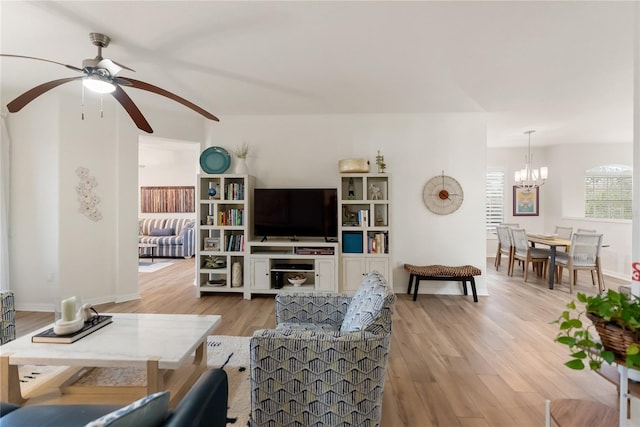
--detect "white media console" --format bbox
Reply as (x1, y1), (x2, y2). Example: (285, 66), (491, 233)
(248, 239), (339, 297)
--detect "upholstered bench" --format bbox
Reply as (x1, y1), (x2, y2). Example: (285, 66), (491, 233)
(404, 264), (481, 303)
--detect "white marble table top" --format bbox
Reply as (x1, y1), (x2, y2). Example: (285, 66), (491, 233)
(0, 313), (221, 369)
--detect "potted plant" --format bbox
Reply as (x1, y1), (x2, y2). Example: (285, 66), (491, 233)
(554, 289), (640, 370)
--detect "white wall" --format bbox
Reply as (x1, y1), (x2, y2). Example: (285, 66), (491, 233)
(546, 143), (632, 279)
(487, 143), (633, 280)
(209, 113), (488, 295)
(7, 95), (60, 310)
(138, 137), (200, 219)
(7, 96), (488, 309)
(7, 91), (207, 310)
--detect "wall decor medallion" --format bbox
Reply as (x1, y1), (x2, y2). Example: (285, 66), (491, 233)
(423, 171), (464, 215)
(75, 167), (102, 222)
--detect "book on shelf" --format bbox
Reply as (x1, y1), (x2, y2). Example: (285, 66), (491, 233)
(31, 315), (113, 344)
(358, 210), (369, 227)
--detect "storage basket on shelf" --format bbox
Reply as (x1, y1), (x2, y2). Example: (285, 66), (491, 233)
(587, 312), (640, 360)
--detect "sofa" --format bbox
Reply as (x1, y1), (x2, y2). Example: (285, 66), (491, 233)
(0, 368), (228, 427)
(138, 218), (195, 258)
(250, 270), (396, 426)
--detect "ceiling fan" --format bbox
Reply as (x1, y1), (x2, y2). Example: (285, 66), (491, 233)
(0, 32), (219, 133)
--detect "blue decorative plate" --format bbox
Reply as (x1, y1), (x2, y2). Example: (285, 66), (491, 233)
(200, 146), (231, 174)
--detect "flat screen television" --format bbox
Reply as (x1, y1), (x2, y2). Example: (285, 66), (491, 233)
(253, 188), (338, 240)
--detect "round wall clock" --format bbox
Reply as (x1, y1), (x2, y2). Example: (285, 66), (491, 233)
(423, 172), (464, 215)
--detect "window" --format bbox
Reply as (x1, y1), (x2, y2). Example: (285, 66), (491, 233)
(486, 170), (505, 232)
(585, 165), (632, 220)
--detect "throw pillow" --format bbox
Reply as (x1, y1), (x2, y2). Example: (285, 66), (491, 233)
(85, 391), (169, 427)
(340, 271), (390, 332)
(150, 228), (175, 236)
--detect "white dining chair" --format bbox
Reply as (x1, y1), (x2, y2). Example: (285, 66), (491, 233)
(555, 226), (573, 240)
(495, 226), (514, 274)
(509, 228), (550, 283)
(576, 228), (597, 233)
(555, 233), (604, 294)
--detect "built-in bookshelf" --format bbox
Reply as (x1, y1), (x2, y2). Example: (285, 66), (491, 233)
(338, 173), (391, 292)
(195, 174), (253, 298)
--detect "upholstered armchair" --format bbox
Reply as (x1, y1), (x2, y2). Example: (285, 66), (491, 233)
(250, 271), (395, 427)
(1, 291), (16, 344)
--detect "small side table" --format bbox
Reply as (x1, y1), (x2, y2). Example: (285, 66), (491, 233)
(138, 243), (158, 262)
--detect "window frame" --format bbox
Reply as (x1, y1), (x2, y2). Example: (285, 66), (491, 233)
(584, 164), (632, 220)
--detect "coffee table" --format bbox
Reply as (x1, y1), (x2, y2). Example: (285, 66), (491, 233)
(138, 242), (159, 262)
(0, 313), (220, 407)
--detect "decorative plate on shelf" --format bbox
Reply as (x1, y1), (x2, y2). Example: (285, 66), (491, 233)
(199, 146), (231, 174)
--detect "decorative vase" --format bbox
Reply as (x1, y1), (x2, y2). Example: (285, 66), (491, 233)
(232, 262), (242, 287)
(234, 158), (248, 174)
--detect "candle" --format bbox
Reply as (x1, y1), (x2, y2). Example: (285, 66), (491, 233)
(61, 296), (76, 322)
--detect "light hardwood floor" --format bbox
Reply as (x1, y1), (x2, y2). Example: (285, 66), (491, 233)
(14, 259), (626, 426)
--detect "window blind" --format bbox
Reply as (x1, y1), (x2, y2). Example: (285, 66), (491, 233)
(486, 171), (504, 232)
(584, 165), (632, 220)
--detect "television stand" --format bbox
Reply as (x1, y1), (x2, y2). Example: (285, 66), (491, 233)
(248, 239), (338, 298)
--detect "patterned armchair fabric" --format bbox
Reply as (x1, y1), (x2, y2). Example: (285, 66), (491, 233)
(1, 291), (16, 344)
(250, 271), (395, 427)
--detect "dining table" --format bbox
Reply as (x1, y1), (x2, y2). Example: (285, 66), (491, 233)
(527, 234), (572, 290)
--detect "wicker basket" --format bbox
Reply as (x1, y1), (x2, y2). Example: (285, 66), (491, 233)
(587, 312), (639, 359)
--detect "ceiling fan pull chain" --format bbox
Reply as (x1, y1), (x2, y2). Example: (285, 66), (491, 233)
(81, 82), (85, 121)
(100, 95), (104, 119)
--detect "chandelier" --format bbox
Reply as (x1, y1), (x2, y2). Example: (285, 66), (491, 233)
(514, 130), (547, 191)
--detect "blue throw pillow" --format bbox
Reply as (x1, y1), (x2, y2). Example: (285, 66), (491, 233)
(150, 228), (175, 236)
(84, 391), (169, 427)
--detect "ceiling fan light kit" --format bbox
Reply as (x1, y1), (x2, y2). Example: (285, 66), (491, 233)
(1, 33), (219, 133)
(82, 76), (116, 94)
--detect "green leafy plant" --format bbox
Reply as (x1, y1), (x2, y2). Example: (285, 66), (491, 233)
(375, 150), (386, 173)
(554, 290), (640, 370)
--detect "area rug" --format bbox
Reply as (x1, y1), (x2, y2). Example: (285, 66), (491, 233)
(138, 259), (178, 273)
(18, 335), (251, 426)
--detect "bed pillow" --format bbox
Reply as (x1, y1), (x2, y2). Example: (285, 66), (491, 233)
(85, 391), (169, 427)
(150, 228), (175, 236)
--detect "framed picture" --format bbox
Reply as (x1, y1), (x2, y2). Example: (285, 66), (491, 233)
(513, 186), (539, 216)
(203, 237), (220, 251)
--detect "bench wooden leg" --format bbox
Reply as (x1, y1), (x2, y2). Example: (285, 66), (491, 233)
(407, 273), (415, 295)
(469, 277), (478, 302)
(413, 277), (421, 301)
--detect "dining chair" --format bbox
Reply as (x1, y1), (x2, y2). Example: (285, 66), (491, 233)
(577, 228), (597, 233)
(555, 233), (604, 294)
(509, 228), (550, 283)
(501, 223), (519, 228)
(554, 226), (573, 240)
(495, 226), (514, 274)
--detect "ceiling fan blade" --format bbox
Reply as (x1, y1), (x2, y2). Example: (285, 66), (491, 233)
(124, 77), (219, 122)
(0, 54), (83, 72)
(6, 76), (83, 112)
(111, 85), (153, 133)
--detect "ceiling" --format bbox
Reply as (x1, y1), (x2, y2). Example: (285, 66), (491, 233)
(0, 1), (635, 147)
